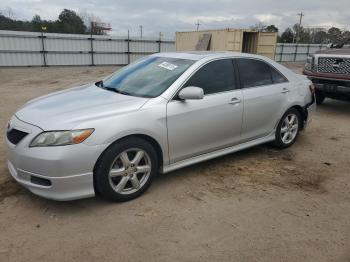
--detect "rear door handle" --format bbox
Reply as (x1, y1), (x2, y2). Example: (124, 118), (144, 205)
(281, 88), (290, 94)
(229, 97), (241, 105)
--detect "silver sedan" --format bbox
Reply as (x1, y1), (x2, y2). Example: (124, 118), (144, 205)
(6, 52), (315, 201)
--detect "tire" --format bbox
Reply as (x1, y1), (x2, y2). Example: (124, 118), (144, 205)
(273, 108), (301, 149)
(315, 91), (326, 105)
(94, 137), (158, 202)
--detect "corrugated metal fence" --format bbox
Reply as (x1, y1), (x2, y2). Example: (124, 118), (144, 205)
(274, 43), (328, 62)
(1, 30), (349, 66)
(274, 43), (350, 62)
(0, 30), (175, 66)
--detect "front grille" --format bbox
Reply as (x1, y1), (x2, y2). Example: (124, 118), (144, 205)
(7, 129), (28, 145)
(318, 57), (350, 74)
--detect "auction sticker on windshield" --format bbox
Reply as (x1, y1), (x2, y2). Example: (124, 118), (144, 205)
(158, 61), (178, 71)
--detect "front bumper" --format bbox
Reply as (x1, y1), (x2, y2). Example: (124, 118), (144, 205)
(314, 83), (350, 94)
(5, 115), (107, 201)
(303, 70), (350, 95)
(7, 160), (94, 201)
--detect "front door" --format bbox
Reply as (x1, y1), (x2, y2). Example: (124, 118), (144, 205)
(167, 58), (243, 163)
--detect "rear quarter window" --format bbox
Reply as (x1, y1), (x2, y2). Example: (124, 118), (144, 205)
(271, 66), (288, 84)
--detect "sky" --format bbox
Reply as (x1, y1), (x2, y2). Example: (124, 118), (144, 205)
(1, 0), (349, 38)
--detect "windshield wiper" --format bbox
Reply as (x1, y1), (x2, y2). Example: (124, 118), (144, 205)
(95, 80), (130, 95)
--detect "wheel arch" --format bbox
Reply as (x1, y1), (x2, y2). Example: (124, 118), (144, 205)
(92, 134), (164, 196)
(274, 105), (307, 131)
(290, 105), (306, 130)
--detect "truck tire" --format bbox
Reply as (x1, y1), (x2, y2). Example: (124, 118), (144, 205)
(315, 91), (326, 105)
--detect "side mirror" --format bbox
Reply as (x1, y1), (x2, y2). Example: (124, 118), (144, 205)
(178, 86), (204, 100)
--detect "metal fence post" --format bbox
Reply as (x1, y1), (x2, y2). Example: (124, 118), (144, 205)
(89, 22), (95, 66)
(127, 30), (130, 64)
(39, 31), (47, 66)
(158, 32), (161, 53)
(280, 43), (284, 62)
(89, 36), (95, 66)
(294, 44), (298, 62)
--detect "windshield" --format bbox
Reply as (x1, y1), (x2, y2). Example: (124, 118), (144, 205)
(102, 56), (195, 98)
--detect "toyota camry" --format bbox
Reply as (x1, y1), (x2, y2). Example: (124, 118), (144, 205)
(6, 52), (315, 201)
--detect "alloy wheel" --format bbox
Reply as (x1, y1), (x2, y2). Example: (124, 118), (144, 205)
(280, 113), (299, 144)
(108, 148), (151, 195)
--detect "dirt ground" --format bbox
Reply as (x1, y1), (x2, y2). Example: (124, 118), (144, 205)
(0, 63), (350, 262)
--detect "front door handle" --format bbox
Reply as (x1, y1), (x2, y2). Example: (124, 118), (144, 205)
(229, 97), (241, 105)
(281, 88), (290, 94)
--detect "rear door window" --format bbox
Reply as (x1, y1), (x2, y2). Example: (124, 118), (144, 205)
(237, 58), (273, 88)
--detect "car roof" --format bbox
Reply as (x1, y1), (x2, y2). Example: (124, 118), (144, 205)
(153, 51), (263, 61)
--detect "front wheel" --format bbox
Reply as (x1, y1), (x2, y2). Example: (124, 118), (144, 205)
(94, 137), (158, 202)
(273, 108), (301, 149)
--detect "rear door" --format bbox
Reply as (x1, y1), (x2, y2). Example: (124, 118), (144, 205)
(236, 58), (290, 142)
(167, 59), (243, 163)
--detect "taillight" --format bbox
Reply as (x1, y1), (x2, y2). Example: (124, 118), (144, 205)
(309, 84), (315, 95)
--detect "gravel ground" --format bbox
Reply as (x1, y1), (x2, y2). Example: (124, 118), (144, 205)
(0, 63), (349, 262)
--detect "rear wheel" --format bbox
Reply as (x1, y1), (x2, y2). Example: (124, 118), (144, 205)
(94, 137), (158, 202)
(315, 90), (326, 105)
(273, 108), (301, 149)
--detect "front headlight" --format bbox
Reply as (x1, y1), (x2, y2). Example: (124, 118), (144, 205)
(30, 129), (94, 147)
(305, 55), (314, 71)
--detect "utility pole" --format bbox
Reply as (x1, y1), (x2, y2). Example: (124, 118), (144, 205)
(296, 12), (304, 43)
(195, 20), (201, 31)
(139, 25), (143, 38)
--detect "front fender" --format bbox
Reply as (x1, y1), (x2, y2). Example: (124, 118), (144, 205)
(77, 102), (169, 165)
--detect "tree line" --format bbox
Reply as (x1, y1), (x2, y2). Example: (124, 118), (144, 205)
(252, 23), (350, 44)
(0, 8), (106, 35)
(1, 8), (349, 44)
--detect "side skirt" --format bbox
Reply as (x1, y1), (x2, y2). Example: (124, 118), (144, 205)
(161, 133), (276, 174)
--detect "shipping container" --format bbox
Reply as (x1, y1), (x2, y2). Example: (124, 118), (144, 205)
(176, 28), (277, 59)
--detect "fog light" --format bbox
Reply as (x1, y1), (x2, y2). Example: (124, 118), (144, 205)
(30, 176), (52, 187)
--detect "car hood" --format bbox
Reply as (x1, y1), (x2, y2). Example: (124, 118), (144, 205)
(16, 84), (149, 130)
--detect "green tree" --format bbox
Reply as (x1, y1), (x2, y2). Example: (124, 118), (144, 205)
(313, 30), (328, 44)
(0, 14), (31, 31)
(265, 25), (278, 33)
(0, 9), (108, 34)
(280, 27), (294, 43)
(328, 27), (342, 43)
(250, 22), (266, 32)
(57, 9), (86, 34)
(31, 15), (42, 31)
(342, 31), (350, 40)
